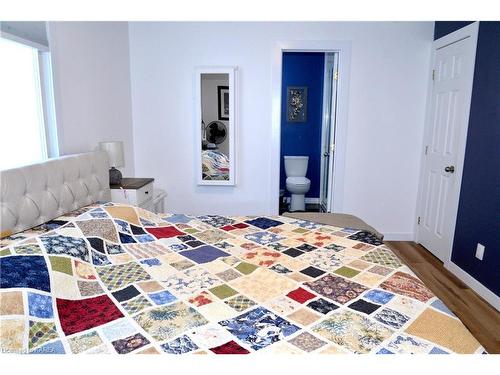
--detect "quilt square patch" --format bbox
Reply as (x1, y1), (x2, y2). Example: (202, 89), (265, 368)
(234, 262), (258, 275)
(304, 275), (368, 304)
(96, 262), (151, 290)
(287, 308), (322, 326)
(361, 248), (403, 269)
(282, 248), (304, 258)
(112, 285), (141, 302)
(133, 301), (209, 341)
(405, 308), (481, 353)
(28, 321), (59, 349)
(163, 267), (220, 296)
(286, 287), (316, 304)
(27, 292), (53, 318)
(364, 289), (395, 305)
(312, 310), (393, 353)
(224, 295), (256, 312)
(56, 294), (123, 336)
(112, 333), (150, 354)
(77, 219), (119, 243)
(210, 284), (238, 299)
(307, 298), (339, 315)
(373, 307), (410, 329)
(219, 306), (300, 351)
(49, 256), (73, 275)
(146, 226), (184, 239)
(244, 231), (285, 245)
(288, 332), (326, 352)
(348, 299), (381, 315)
(41, 235), (90, 262)
(197, 215), (236, 228)
(380, 271), (434, 302)
(149, 290), (177, 305)
(334, 266), (360, 278)
(13, 244), (42, 255)
(209, 340), (250, 354)
(296, 244), (316, 252)
(347, 231), (383, 246)
(161, 335), (198, 354)
(122, 296), (152, 314)
(0, 255), (50, 292)
(0, 291), (24, 315)
(245, 217), (283, 230)
(216, 268), (242, 282)
(194, 229), (231, 244)
(240, 248), (282, 267)
(179, 245), (229, 264)
(300, 266), (325, 278)
(68, 331), (103, 353)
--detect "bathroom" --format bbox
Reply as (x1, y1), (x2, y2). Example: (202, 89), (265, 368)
(280, 51), (338, 213)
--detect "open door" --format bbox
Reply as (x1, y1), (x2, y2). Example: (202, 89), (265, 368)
(319, 52), (339, 212)
(417, 23), (478, 262)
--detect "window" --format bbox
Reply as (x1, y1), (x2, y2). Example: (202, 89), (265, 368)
(0, 36), (58, 170)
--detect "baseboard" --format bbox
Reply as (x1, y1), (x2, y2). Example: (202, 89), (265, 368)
(444, 261), (500, 311)
(383, 232), (414, 241)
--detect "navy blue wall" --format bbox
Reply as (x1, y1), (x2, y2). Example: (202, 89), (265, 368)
(434, 21), (474, 39)
(435, 22), (500, 296)
(280, 52), (324, 198)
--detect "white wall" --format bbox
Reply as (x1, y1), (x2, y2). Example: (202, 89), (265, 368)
(48, 22), (135, 176)
(128, 22), (433, 239)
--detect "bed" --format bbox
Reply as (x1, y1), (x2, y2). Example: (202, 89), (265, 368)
(0, 152), (484, 354)
(202, 150), (229, 180)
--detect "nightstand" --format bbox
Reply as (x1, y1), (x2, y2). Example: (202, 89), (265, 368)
(110, 178), (155, 211)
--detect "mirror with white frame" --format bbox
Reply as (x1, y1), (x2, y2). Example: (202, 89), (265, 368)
(195, 67), (235, 185)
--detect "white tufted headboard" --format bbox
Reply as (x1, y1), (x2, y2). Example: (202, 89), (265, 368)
(0, 151), (111, 237)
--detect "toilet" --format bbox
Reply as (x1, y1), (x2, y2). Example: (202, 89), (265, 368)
(284, 156), (310, 212)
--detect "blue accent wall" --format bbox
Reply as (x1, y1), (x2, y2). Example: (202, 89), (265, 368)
(434, 21), (474, 39)
(435, 22), (500, 296)
(280, 52), (325, 198)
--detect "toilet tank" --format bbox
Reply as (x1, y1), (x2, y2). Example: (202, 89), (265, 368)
(284, 156), (309, 177)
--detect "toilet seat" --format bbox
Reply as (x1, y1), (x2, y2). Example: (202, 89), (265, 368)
(286, 177), (310, 186)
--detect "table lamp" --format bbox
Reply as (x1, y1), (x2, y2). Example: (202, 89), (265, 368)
(99, 141), (124, 185)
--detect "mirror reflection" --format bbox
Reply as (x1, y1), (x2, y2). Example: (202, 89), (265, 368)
(201, 73), (230, 181)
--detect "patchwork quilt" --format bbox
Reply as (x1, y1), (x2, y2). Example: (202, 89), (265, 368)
(0, 203), (484, 354)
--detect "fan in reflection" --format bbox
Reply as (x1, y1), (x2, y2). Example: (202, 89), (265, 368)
(202, 121), (227, 150)
(201, 121), (229, 180)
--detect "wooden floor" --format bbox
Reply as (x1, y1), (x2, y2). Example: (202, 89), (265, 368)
(386, 241), (500, 354)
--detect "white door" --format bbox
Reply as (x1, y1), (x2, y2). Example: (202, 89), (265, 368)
(417, 23), (479, 262)
(319, 53), (339, 212)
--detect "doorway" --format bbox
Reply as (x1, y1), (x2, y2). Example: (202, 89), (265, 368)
(271, 41), (351, 215)
(278, 51), (341, 214)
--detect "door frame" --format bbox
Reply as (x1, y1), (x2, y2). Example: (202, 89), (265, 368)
(415, 22), (479, 262)
(270, 40), (351, 214)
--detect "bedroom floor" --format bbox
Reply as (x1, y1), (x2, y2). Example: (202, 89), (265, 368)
(387, 241), (500, 353)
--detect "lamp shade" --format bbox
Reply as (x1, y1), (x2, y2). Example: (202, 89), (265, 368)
(99, 141), (125, 168)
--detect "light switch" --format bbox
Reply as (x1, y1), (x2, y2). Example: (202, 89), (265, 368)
(475, 243), (485, 260)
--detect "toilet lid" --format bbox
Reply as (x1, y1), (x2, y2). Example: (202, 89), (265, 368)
(286, 177), (310, 185)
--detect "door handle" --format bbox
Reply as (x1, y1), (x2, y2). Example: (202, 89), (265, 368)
(444, 166), (455, 173)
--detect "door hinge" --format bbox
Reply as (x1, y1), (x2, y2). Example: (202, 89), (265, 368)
(432, 69), (435, 81)
(425, 145), (428, 155)
(334, 71), (339, 81)
(417, 217), (421, 225)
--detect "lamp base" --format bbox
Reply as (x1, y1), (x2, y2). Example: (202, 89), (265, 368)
(109, 167), (122, 185)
